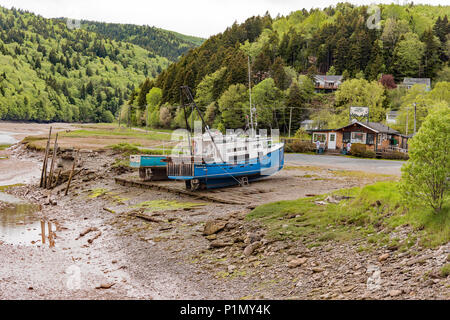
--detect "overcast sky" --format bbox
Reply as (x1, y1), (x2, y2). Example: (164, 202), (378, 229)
(0, 0), (448, 38)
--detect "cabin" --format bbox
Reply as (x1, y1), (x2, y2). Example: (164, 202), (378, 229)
(308, 121), (409, 153)
(401, 78), (431, 91)
(314, 75), (343, 92)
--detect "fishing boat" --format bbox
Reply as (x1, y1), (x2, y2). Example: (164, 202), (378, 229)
(129, 154), (168, 181)
(166, 86), (284, 190)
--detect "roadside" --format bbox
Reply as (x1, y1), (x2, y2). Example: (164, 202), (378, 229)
(286, 153), (405, 175)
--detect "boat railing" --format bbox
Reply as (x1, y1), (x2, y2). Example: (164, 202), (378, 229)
(167, 162), (194, 177)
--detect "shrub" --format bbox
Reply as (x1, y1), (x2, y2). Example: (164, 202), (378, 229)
(349, 143), (366, 157)
(286, 140), (316, 153)
(294, 128), (311, 140)
(362, 149), (376, 158)
(380, 151), (409, 160)
(400, 107), (449, 213)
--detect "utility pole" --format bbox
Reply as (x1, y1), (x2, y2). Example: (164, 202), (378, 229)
(405, 108), (409, 136)
(146, 104), (149, 133)
(288, 107), (293, 138)
(248, 56), (254, 135)
(413, 102), (417, 134)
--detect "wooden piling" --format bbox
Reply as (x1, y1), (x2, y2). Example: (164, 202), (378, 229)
(54, 169), (61, 188)
(40, 220), (46, 244)
(40, 127), (52, 188)
(47, 133), (58, 189)
(48, 221), (54, 248)
(65, 150), (79, 196)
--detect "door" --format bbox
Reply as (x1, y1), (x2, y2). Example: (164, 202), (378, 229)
(328, 133), (336, 150)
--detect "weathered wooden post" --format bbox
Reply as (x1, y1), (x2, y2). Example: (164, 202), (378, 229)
(48, 221), (54, 248)
(47, 133), (58, 189)
(40, 127), (52, 188)
(65, 150), (79, 196)
(40, 220), (46, 244)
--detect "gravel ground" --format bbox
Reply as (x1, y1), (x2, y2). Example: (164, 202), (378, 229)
(0, 130), (448, 300)
(286, 153), (405, 175)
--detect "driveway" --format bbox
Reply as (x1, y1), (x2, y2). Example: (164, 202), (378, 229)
(285, 153), (405, 175)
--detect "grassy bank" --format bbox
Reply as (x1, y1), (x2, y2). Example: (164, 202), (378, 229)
(247, 181), (449, 250)
(22, 126), (175, 152)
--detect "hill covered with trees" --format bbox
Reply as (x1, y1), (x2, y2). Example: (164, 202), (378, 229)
(128, 2), (449, 134)
(0, 6), (190, 122)
(81, 21), (204, 61)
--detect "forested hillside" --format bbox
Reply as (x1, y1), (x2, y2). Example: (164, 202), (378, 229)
(129, 3), (449, 134)
(81, 21), (204, 61)
(0, 6), (171, 122)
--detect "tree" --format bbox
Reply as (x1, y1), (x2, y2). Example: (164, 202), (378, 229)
(420, 29), (441, 78)
(137, 78), (154, 108)
(326, 66), (336, 75)
(251, 78), (283, 128)
(159, 106), (172, 128)
(436, 65), (450, 82)
(335, 78), (386, 123)
(146, 87), (162, 110)
(400, 106), (449, 213)
(393, 33), (425, 78)
(270, 57), (289, 90)
(195, 67), (227, 109)
(218, 84), (248, 129)
(380, 74), (397, 89)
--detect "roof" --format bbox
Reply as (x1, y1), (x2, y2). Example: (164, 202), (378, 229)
(308, 121), (401, 135)
(403, 78), (431, 87)
(314, 75), (343, 83)
(387, 110), (398, 116)
(336, 121), (400, 134)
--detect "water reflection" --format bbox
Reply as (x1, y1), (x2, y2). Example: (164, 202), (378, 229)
(0, 192), (54, 246)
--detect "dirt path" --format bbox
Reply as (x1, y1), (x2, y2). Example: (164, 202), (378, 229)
(0, 126), (448, 300)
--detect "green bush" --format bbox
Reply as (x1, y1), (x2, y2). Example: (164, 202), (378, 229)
(401, 107), (449, 213)
(362, 149), (376, 158)
(286, 140), (316, 153)
(380, 151), (409, 160)
(349, 143), (366, 157)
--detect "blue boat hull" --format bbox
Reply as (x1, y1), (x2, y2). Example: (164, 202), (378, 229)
(168, 146), (284, 189)
(130, 155), (167, 168)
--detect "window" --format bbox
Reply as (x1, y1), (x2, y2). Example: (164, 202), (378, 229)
(343, 132), (351, 143)
(377, 134), (382, 145)
(313, 133), (327, 143)
(351, 132), (366, 144)
(367, 133), (374, 145)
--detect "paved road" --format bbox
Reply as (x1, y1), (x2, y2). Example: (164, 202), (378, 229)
(285, 153), (405, 175)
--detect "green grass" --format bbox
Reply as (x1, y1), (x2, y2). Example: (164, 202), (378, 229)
(247, 181), (449, 249)
(0, 144), (11, 150)
(441, 263), (450, 277)
(0, 184), (24, 191)
(109, 142), (167, 156)
(62, 128), (171, 141)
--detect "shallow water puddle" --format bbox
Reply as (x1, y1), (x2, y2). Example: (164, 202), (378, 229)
(0, 192), (55, 246)
(0, 131), (18, 145)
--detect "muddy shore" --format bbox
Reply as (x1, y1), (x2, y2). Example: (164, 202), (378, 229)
(0, 124), (448, 300)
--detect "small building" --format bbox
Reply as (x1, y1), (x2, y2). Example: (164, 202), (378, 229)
(386, 110), (398, 124)
(314, 75), (343, 92)
(308, 121), (409, 153)
(401, 78), (431, 91)
(299, 120), (318, 130)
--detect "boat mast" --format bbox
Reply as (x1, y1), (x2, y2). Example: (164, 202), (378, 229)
(248, 56), (254, 136)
